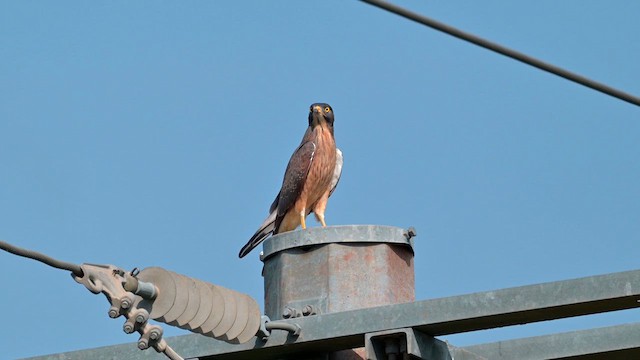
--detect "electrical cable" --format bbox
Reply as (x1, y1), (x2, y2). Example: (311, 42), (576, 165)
(360, 0), (640, 107)
(0, 242), (186, 360)
(0, 240), (83, 277)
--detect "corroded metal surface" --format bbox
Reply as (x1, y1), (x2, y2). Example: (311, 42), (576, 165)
(262, 225), (415, 321)
(263, 225), (416, 359)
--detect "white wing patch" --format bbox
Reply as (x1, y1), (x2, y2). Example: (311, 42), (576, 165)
(329, 148), (343, 197)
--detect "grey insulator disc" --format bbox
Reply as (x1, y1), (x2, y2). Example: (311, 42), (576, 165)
(232, 294), (262, 344)
(222, 291), (249, 342)
(137, 267), (176, 320)
(195, 283), (225, 334)
(181, 279), (212, 331)
(172, 274), (200, 327)
(160, 271), (190, 324)
(210, 285), (237, 338)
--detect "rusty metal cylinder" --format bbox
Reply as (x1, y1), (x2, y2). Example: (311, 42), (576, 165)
(261, 225), (416, 321)
(261, 225), (416, 359)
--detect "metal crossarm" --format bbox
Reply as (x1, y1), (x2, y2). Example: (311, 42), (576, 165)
(26, 269), (639, 360)
(463, 322), (640, 360)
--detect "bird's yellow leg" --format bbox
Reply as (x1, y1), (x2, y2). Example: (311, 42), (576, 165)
(316, 212), (327, 227)
(300, 211), (307, 230)
(313, 193), (329, 227)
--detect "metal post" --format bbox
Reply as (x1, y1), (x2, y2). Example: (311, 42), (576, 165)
(261, 225), (416, 359)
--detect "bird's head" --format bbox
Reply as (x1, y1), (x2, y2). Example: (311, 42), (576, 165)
(308, 103), (334, 129)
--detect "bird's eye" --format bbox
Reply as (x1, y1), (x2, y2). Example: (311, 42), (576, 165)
(324, 107), (331, 113)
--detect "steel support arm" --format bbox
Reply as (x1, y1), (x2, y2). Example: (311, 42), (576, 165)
(25, 269), (640, 360)
(195, 269), (640, 359)
(463, 322), (640, 360)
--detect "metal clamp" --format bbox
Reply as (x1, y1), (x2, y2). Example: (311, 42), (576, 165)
(258, 315), (302, 340)
(72, 264), (183, 360)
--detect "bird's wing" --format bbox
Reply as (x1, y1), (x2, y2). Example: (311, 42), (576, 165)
(275, 141), (316, 218)
(239, 140), (315, 258)
(329, 148), (343, 197)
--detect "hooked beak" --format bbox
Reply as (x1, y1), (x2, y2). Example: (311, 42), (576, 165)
(309, 105), (325, 126)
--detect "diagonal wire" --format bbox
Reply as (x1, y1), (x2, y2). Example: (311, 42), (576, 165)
(0, 240), (83, 277)
(360, 0), (640, 107)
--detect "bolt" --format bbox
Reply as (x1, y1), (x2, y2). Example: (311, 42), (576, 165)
(137, 339), (149, 350)
(108, 308), (119, 318)
(123, 323), (134, 334)
(282, 307), (293, 319)
(302, 305), (316, 316)
(282, 307), (301, 318)
(121, 299), (131, 309)
(149, 329), (161, 340)
(405, 227), (417, 240)
(135, 314), (146, 323)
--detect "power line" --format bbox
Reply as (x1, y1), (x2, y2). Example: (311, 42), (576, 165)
(0, 240), (83, 276)
(360, 0), (640, 107)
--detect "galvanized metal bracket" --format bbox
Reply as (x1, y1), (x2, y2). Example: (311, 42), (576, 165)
(365, 328), (452, 360)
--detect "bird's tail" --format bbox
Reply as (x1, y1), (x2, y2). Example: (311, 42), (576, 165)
(239, 211), (277, 258)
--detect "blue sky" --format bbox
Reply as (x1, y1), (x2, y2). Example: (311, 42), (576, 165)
(1, 1), (638, 359)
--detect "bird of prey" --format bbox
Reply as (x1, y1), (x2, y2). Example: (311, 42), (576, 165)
(239, 103), (343, 258)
